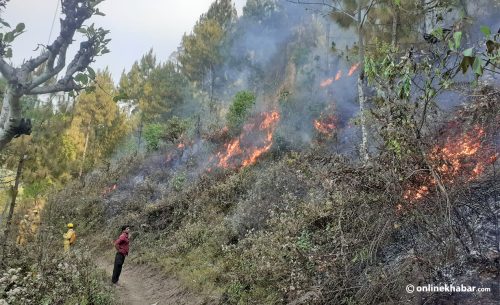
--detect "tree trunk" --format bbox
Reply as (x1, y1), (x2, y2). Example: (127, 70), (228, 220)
(391, 4), (399, 48)
(137, 118), (143, 153)
(0, 86), (22, 151)
(420, 0), (427, 35)
(209, 65), (216, 115)
(357, 1), (369, 162)
(1, 154), (27, 260)
(79, 128), (90, 178)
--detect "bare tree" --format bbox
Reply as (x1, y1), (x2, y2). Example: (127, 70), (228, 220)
(0, 0), (110, 151)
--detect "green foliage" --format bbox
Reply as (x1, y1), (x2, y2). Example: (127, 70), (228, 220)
(242, 0), (277, 21)
(179, 19), (225, 83)
(164, 116), (189, 142)
(452, 25), (500, 77)
(172, 172), (186, 191)
(67, 69), (129, 174)
(296, 230), (313, 250)
(23, 178), (53, 199)
(226, 91), (256, 134)
(143, 123), (165, 151)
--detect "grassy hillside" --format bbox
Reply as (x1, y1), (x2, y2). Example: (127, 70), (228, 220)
(44, 87), (500, 305)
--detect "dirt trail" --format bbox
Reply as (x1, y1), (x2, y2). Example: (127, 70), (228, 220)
(97, 257), (207, 305)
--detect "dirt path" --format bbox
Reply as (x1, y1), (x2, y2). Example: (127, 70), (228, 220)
(97, 257), (208, 305)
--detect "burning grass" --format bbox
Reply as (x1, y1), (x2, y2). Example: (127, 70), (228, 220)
(320, 63), (360, 88)
(313, 113), (337, 136)
(403, 87), (500, 203)
(404, 124), (497, 202)
(214, 111), (280, 169)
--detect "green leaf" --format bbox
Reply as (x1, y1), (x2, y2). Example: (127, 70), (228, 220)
(0, 20), (10, 27)
(462, 47), (473, 57)
(480, 26), (491, 37)
(472, 57), (484, 75)
(394, 0), (401, 6)
(87, 67), (96, 79)
(3, 32), (13, 43)
(75, 73), (89, 85)
(15, 23), (25, 32)
(453, 31), (462, 50)
(459, 56), (474, 74)
(431, 28), (444, 40)
(77, 28), (87, 34)
(448, 40), (455, 51)
(5, 48), (12, 58)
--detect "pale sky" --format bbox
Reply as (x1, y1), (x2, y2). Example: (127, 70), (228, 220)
(3, 0), (246, 83)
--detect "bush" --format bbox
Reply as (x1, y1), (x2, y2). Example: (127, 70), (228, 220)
(163, 116), (189, 142)
(0, 249), (114, 305)
(143, 123), (165, 151)
(226, 91), (256, 135)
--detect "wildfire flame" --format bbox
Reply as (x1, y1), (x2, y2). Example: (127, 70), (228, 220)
(348, 63), (360, 76)
(102, 184), (117, 196)
(335, 70), (342, 81)
(320, 63), (360, 88)
(314, 114), (337, 136)
(320, 78), (334, 88)
(216, 111), (280, 169)
(404, 125), (498, 202)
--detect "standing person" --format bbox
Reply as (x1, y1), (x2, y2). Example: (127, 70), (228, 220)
(63, 223), (77, 252)
(112, 225), (130, 284)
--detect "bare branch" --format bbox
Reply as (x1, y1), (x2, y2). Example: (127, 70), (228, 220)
(361, 0), (378, 28)
(27, 79), (82, 95)
(20, 0), (93, 80)
(27, 42), (69, 90)
(0, 58), (15, 81)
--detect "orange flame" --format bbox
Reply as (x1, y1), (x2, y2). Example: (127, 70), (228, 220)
(404, 125), (498, 202)
(177, 143), (185, 149)
(102, 184), (117, 196)
(348, 63), (361, 76)
(216, 111), (280, 169)
(335, 70), (342, 81)
(314, 114), (337, 136)
(320, 78), (334, 87)
(320, 65), (359, 88)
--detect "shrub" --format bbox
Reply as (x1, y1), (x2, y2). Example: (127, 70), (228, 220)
(143, 123), (165, 151)
(163, 116), (189, 142)
(226, 91), (256, 135)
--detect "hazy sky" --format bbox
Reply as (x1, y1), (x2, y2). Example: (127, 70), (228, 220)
(3, 0), (246, 82)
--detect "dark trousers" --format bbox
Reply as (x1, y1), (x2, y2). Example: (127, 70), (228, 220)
(112, 252), (125, 283)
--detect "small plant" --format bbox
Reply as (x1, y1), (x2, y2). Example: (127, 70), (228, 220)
(226, 91), (256, 135)
(172, 173), (186, 191)
(296, 230), (313, 251)
(144, 123), (165, 151)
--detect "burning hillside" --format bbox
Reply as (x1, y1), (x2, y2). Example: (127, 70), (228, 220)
(215, 111), (280, 169)
(403, 124), (498, 202)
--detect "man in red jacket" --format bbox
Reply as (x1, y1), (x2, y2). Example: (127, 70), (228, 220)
(112, 225), (130, 284)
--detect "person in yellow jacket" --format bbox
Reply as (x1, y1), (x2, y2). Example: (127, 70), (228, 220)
(63, 223), (77, 252)
(16, 215), (30, 246)
(29, 209), (40, 241)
